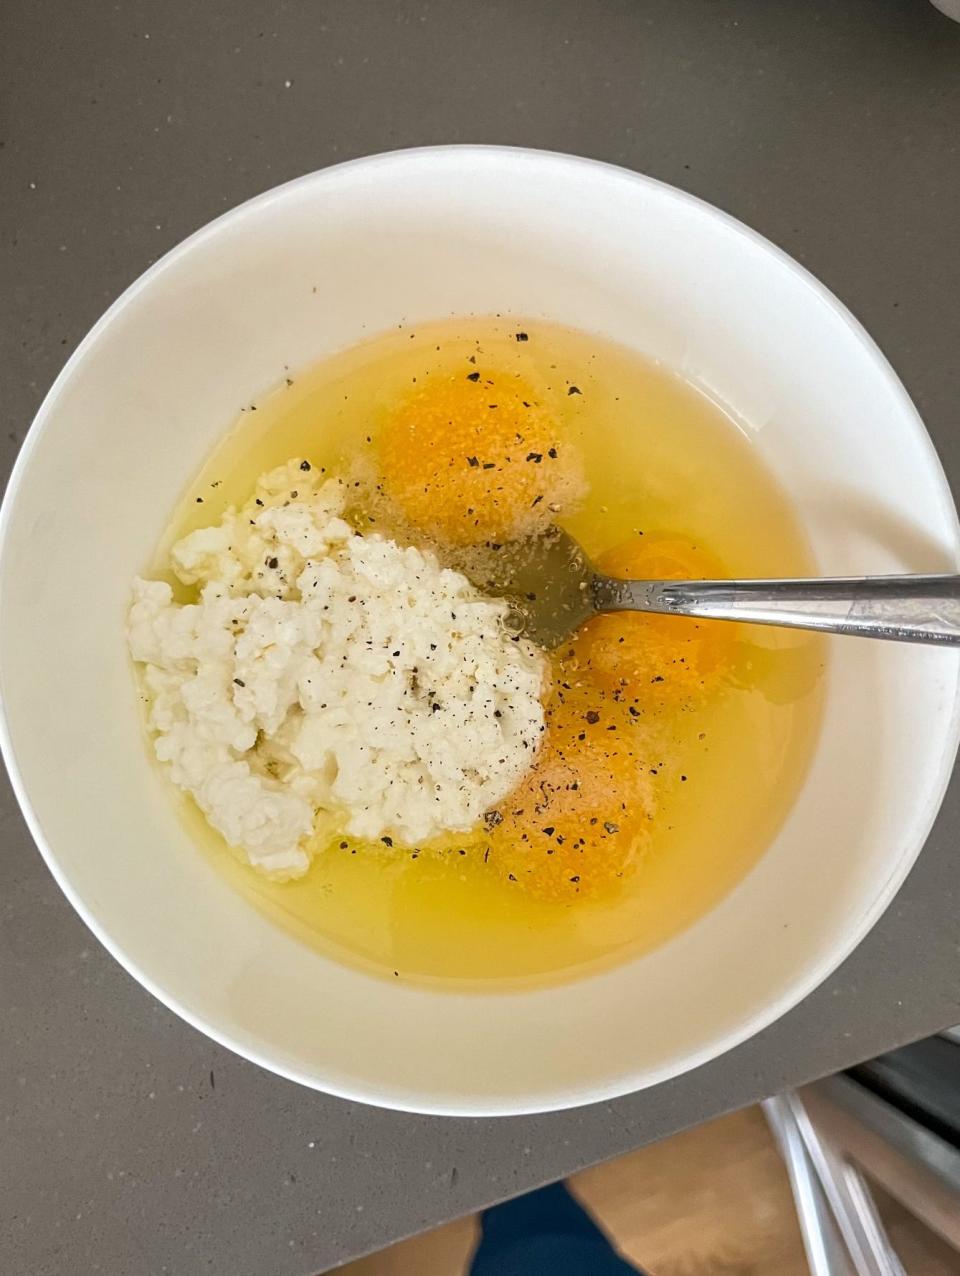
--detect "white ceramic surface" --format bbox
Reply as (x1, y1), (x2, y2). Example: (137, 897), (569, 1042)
(1, 147), (958, 1116)
(930, 0), (960, 23)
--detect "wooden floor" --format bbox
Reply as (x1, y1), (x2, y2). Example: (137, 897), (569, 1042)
(339, 1105), (959, 1275)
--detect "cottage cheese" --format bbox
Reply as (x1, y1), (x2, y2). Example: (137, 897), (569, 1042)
(128, 461), (547, 876)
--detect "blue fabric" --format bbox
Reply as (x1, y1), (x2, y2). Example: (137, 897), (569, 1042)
(469, 1181), (643, 1275)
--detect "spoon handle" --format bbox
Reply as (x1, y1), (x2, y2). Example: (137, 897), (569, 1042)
(593, 574), (960, 646)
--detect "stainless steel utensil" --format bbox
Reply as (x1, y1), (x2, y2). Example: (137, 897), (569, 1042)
(479, 526), (960, 649)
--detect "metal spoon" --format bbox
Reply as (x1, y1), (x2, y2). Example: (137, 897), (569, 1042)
(475, 526), (960, 649)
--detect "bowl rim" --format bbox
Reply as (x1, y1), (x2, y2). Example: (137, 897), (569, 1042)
(2, 144), (959, 1116)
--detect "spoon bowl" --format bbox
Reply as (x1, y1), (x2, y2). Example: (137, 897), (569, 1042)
(2, 147), (959, 1115)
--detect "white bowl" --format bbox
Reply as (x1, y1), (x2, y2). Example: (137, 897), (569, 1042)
(2, 147), (958, 1116)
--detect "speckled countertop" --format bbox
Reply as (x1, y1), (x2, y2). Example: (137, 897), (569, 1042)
(3, 2), (960, 1273)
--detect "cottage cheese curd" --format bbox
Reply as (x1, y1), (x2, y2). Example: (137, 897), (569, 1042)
(128, 461), (547, 876)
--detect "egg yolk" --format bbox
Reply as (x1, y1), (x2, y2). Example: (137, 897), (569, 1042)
(572, 535), (736, 705)
(378, 369), (580, 545)
(487, 668), (655, 901)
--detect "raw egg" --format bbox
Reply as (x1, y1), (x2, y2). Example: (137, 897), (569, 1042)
(573, 535), (737, 705)
(378, 368), (581, 545)
(487, 667), (655, 901)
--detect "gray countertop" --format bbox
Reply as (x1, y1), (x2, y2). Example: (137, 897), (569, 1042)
(3, 2), (960, 1272)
